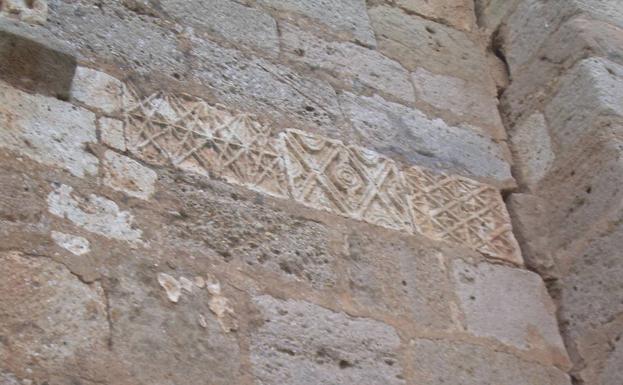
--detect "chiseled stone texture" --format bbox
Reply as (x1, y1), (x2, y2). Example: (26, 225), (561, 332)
(411, 67), (505, 139)
(510, 112), (554, 190)
(159, 0), (279, 56)
(0, 18), (76, 98)
(0, 251), (109, 381)
(411, 339), (572, 385)
(0, 80), (98, 178)
(47, 183), (143, 242)
(71, 66), (124, 114)
(453, 260), (568, 365)
(338, 92), (513, 188)
(368, 5), (494, 88)
(102, 150), (157, 200)
(390, 0), (475, 31)
(281, 22), (415, 105)
(345, 230), (458, 330)
(255, 0), (376, 46)
(545, 58), (623, 154)
(250, 295), (405, 385)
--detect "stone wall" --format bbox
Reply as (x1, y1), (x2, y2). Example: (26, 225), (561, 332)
(476, 0), (623, 384)
(0, 0), (609, 384)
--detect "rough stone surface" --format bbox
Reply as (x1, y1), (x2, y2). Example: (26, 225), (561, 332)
(102, 150), (157, 200)
(71, 66), (124, 114)
(47, 183), (143, 242)
(51, 230), (91, 256)
(159, 0), (279, 56)
(0, 19), (75, 98)
(475, 0), (521, 34)
(339, 92), (513, 187)
(510, 112), (554, 190)
(411, 67), (505, 138)
(256, 0), (376, 46)
(601, 335), (623, 385)
(411, 339), (572, 385)
(99, 117), (126, 151)
(391, 0), (475, 31)
(452, 260), (568, 364)
(250, 295), (405, 385)
(281, 22), (414, 105)
(0, 81), (98, 178)
(368, 5), (494, 88)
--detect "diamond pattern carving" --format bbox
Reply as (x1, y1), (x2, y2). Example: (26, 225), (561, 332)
(404, 167), (521, 264)
(121, 88), (521, 264)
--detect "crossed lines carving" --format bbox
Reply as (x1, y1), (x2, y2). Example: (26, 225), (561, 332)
(121, 88), (520, 264)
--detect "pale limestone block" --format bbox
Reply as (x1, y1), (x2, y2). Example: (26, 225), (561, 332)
(51, 231), (90, 256)
(0, 81), (98, 178)
(99, 117), (126, 151)
(71, 66), (124, 114)
(47, 183), (143, 242)
(102, 150), (157, 200)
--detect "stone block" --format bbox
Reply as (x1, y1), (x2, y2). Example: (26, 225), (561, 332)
(368, 5), (494, 89)
(71, 67), (125, 114)
(47, 183), (143, 242)
(411, 339), (572, 385)
(1, 0), (47, 25)
(344, 230), (458, 330)
(509, 112), (554, 190)
(281, 22), (414, 105)
(545, 58), (623, 155)
(102, 150), (157, 200)
(452, 260), (568, 365)
(255, 0), (375, 46)
(338, 92), (513, 188)
(411, 67), (505, 138)
(250, 295), (405, 385)
(158, 0), (279, 56)
(390, 0), (475, 31)
(0, 19), (75, 98)
(0, 251), (109, 377)
(0, 80), (98, 178)
(99, 117), (126, 151)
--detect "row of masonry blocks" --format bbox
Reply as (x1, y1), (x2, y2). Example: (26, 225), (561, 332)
(70, 66), (522, 265)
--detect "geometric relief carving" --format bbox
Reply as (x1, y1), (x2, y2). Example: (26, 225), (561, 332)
(403, 166), (522, 264)
(280, 129), (412, 231)
(123, 88), (288, 198)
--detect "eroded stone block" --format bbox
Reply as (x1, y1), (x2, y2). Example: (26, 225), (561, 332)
(452, 260), (568, 364)
(71, 66), (124, 114)
(411, 339), (572, 385)
(102, 150), (157, 200)
(510, 112), (554, 190)
(0, 81), (98, 178)
(250, 295), (405, 385)
(255, 0), (376, 46)
(47, 183), (143, 242)
(0, 19), (75, 97)
(281, 22), (414, 105)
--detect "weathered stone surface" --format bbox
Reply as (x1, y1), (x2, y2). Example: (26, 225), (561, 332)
(390, 0), (475, 31)
(0, 0), (47, 25)
(99, 117), (126, 151)
(159, 0), (279, 56)
(0, 81), (98, 178)
(256, 0), (375, 46)
(411, 339), (572, 385)
(51, 230), (91, 256)
(71, 66), (124, 114)
(510, 112), (554, 190)
(411, 67), (505, 138)
(281, 22), (414, 105)
(0, 251), (109, 379)
(368, 5), (493, 88)
(345, 230), (458, 329)
(250, 295), (405, 385)
(0, 19), (75, 98)
(602, 335), (623, 385)
(338, 92), (513, 187)
(452, 260), (568, 364)
(102, 150), (157, 200)
(47, 183), (143, 242)
(475, 0), (521, 35)
(545, 58), (623, 154)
